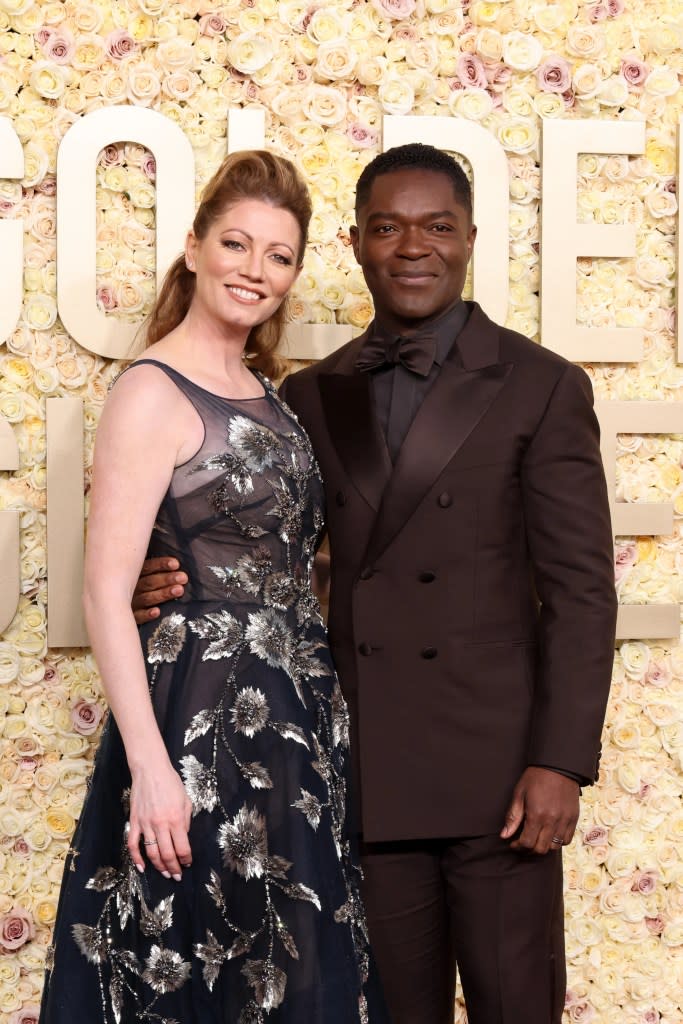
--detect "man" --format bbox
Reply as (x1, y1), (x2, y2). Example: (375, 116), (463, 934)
(134, 144), (617, 1024)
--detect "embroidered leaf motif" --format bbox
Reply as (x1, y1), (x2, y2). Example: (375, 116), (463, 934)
(241, 761), (273, 790)
(110, 973), (123, 1024)
(189, 611), (243, 661)
(274, 913), (299, 960)
(279, 881), (321, 911)
(72, 923), (106, 964)
(241, 958), (287, 1011)
(270, 721), (309, 749)
(140, 895), (174, 938)
(228, 932), (256, 960)
(180, 755), (218, 813)
(292, 789), (322, 830)
(184, 709), (215, 746)
(194, 930), (229, 991)
(86, 866), (119, 892)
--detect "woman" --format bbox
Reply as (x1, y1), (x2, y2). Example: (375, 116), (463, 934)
(40, 151), (386, 1024)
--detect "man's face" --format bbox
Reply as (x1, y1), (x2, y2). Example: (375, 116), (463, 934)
(350, 168), (476, 332)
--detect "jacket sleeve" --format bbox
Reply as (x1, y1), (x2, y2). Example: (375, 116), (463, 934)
(521, 362), (617, 782)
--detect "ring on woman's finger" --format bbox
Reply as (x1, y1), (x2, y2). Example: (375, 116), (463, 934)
(143, 838), (158, 847)
(551, 835), (563, 846)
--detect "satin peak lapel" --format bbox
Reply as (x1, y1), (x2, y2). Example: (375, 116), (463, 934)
(364, 326), (512, 564)
(318, 371), (392, 512)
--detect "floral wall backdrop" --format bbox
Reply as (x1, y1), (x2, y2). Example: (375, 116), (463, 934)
(0, 0), (682, 1021)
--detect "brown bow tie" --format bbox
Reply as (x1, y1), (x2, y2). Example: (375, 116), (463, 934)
(356, 333), (437, 378)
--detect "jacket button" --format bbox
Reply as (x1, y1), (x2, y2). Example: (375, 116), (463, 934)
(358, 642), (373, 656)
(438, 492), (452, 508)
(336, 491), (347, 506)
(421, 647), (438, 659)
(359, 567), (374, 581)
(419, 571), (436, 583)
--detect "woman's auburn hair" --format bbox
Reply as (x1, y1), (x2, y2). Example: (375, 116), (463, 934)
(143, 150), (312, 380)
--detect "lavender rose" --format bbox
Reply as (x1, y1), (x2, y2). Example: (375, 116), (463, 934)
(536, 55), (572, 93)
(71, 699), (104, 736)
(0, 906), (36, 951)
(456, 53), (488, 90)
(9, 1007), (40, 1024)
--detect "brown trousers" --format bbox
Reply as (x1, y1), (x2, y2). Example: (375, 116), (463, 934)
(360, 834), (565, 1024)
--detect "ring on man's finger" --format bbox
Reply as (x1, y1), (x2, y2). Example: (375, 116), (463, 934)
(551, 835), (563, 846)
(143, 838), (158, 847)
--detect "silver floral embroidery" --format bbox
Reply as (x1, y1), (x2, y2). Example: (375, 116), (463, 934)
(147, 613), (187, 663)
(188, 610), (243, 660)
(218, 805), (268, 879)
(141, 945), (191, 994)
(241, 959), (287, 1011)
(230, 688), (270, 737)
(292, 789), (322, 830)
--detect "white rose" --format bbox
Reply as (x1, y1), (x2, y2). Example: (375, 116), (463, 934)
(23, 295), (57, 332)
(301, 84), (347, 126)
(29, 61), (68, 100)
(502, 32), (543, 72)
(378, 75), (415, 114)
(227, 33), (274, 74)
(449, 88), (494, 121)
(316, 41), (357, 81)
(126, 63), (161, 107)
(573, 64), (604, 98)
(566, 24), (606, 60)
(597, 76), (629, 108)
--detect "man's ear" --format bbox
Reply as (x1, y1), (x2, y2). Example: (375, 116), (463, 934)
(467, 223), (477, 261)
(350, 224), (360, 264)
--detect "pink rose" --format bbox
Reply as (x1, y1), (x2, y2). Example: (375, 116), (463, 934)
(568, 1003), (595, 1022)
(142, 154), (156, 181)
(9, 1007), (40, 1024)
(614, 540), (637, 584)
(0, 906), (36, 951)
(35, 28), (52, 46)
(71, 699), (104, 736)
(631, 871), (657, 894)
(36, 176), (57, 196)
(347, 122), (379, 149)
(645, 658), (671, 687)
(99, 145), (123, 167)
(293, 64), (313, 84)
(371, 0), (417, 20)
(536, 56), (572, 93)
(13, 837), (31, 859)
(0, 199), (15, 215)
(96, 286), (118, 313)
(456, 53), (488, 89)
(583, 825), (609, 845)
(392, 25), (419, 41)
(198, 12), (228, 35)
(105, 29), (139, 62)
(621, 58), (649, 87)
(645, 916), (665, 935)
(42, 660), (61, 684)
(639, 1012), (659, 1024)
(485, 63), (512, 91)
(589, 0), (624, 19)
(42, 30), (75, 64)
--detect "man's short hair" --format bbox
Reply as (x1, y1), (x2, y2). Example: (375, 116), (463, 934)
(355, 143), (472, 219)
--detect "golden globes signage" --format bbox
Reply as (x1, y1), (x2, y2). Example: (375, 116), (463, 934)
(0, 108), (682, 646)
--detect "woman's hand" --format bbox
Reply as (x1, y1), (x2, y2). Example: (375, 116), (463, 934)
(127, 759), (193, 880)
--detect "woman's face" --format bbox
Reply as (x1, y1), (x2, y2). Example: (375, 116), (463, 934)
(186, 199), (302, 336)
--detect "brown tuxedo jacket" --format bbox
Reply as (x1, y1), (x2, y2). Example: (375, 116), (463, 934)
(280, 303), (617, 842)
